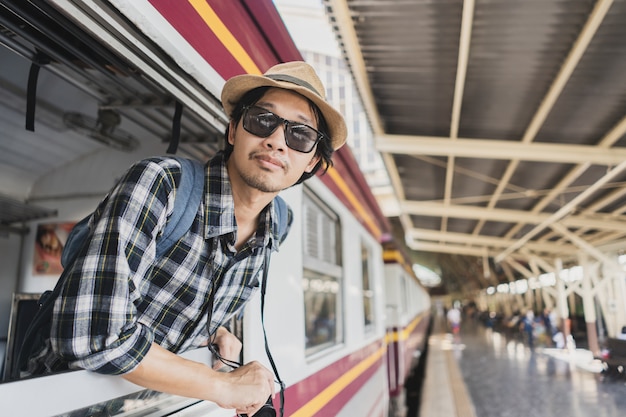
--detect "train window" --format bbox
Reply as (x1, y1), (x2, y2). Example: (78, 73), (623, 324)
(302, 188), (343, 355)
(361, 242), (375, 331)
(302, 189), (341, 266)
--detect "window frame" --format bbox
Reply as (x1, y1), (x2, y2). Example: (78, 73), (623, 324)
(301, 186), (344, 357)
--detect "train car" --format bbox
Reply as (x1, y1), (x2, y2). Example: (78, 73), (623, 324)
(0, 1), (431, 416)
(383, 242), (432, 417)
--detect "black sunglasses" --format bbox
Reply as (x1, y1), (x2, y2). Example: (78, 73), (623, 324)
(242, 105), (325, 153)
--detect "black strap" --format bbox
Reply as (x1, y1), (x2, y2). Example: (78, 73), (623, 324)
(261, 249), (285, 417)
(25, 62), (40, 131)
(25, 53), (52, 131)
(206, 249), (285, 417)
(166, 101), (184, 154)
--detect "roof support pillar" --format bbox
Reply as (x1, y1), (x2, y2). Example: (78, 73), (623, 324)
(579, 253), (600, 355)
(618, 271), (626, 336)
(595, 257), (626, 338)
(555, 259), (570, 333)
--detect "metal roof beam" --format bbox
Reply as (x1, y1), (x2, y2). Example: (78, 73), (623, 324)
(401, 201), (626, 233)
(503, 258), (534, 280)
(442, 0), (476, 233)
(407, 228), (576, 254)
(550, 222), (622, 269)
(519, 248), (556, 274)
(406, 241), (488, 257)
(376, 134), (626, 165)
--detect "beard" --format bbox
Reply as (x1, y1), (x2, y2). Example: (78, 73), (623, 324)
(238, 170), (282, 193)
(237, 151), (290, 193)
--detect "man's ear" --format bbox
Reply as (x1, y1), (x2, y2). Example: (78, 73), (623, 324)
(227, 121), (236, 146)
(305, 154), (321, 173)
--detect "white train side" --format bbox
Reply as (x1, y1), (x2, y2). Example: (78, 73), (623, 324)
(0, 1), (432, 416)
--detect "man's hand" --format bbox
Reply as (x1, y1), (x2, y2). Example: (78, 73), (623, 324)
(212, 326), (242, 370)
(122, 342), (275, 415)
(216, 360), (275, 416)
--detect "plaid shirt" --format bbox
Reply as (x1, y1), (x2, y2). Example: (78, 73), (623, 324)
(31, 152), (289, 375)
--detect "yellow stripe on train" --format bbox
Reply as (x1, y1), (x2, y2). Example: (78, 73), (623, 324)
(385, 314), (426, 343)
(188, 0), (261, 75)
(290, 345), (386, 417)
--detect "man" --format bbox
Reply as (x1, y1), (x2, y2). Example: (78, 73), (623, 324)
(26, 61), (347, 416)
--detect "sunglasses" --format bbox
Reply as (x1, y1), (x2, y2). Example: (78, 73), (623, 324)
(242, 105), (325, 153)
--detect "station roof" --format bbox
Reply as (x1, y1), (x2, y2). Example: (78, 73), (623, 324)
(323, 0), (626, 295)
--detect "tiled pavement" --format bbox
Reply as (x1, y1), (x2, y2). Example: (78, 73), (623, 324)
(447, 318), (626, 417)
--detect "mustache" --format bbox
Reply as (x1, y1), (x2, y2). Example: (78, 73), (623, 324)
(248, 151), (288, 170)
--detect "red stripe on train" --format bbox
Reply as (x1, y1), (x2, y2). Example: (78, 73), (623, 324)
(149, 0), (294, 80)
(148, 0), (244, 77)
(279, 339), (385, 416)
(148, 0), (299, 78)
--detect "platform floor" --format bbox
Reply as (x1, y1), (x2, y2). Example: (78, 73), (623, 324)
(421, 313), (626, 417)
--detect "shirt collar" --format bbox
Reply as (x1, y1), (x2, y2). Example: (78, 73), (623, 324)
(203, 152), (276, 251)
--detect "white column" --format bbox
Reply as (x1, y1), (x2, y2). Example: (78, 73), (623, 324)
(579, 254), (596, 324)
(555, 259), (569, 326)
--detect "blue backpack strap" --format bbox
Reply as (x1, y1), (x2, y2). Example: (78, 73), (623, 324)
(60, 214), (91, 268)
(273, 195), (292, 245)
(156, 157), (205, 258)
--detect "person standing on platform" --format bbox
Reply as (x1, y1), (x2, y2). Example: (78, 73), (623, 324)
(541, 308), (554, 346)
(521, 310), (535, 348)
(447, 303), (462, 341)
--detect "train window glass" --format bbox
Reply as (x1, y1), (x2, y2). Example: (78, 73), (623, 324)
(303, 269), (341, 353)
(302, 188), (343, 356)
(361, 242), (375, 331)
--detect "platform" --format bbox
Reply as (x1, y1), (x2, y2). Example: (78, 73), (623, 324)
(418, 312), (626, 417)
(418, 316), (476, 417)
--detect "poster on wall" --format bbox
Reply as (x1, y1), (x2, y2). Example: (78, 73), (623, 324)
(32, 222), (75, 276)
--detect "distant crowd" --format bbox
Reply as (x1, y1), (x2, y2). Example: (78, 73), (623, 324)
(477, 307), (575, 349)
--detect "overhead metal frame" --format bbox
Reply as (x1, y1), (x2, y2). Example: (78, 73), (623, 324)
(324, 0), (626, 293)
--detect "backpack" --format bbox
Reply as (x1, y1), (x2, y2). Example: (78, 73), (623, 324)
(12, 156), (290, 379)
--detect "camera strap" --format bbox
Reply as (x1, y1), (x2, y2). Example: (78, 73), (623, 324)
(261, 249), (285, 417)
(206, 247), (285, 417)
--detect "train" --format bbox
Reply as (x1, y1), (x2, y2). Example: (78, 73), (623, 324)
(0, 1), (431, 416)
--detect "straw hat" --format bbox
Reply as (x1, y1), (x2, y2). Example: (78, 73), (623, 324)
(221, 61), (347, 150)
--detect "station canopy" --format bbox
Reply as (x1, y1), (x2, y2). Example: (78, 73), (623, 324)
(323, 0), (626, 295)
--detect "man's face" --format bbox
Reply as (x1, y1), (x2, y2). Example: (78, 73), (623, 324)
(227, 88), (321, 193)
